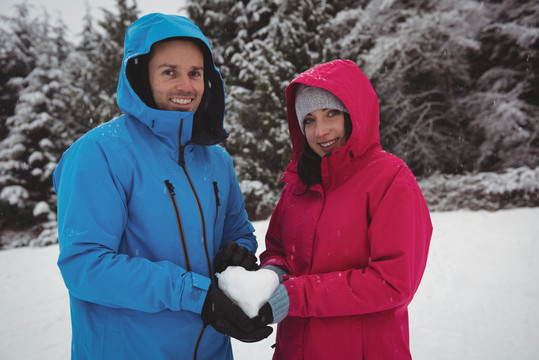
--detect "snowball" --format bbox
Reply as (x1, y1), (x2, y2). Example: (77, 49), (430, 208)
(216, 266), (279, 318)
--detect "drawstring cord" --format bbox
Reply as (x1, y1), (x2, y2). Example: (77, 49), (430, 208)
(193, 324), (207, 360)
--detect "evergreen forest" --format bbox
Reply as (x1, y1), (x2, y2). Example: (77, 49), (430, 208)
(0, 0), (537, 247)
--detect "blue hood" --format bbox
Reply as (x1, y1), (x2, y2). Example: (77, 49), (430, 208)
(116, 13), (228, 147)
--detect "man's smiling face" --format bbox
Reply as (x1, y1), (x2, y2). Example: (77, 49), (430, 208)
(148, 39), (204, 112)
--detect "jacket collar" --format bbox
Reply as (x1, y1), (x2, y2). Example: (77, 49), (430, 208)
(129, 108), (194, 151)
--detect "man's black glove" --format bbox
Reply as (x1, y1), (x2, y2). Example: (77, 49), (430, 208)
(214, 241), (259, 273)
(201, 285), (273, 343)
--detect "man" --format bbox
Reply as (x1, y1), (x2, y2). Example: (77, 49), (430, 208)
(53, 13), (271, 359)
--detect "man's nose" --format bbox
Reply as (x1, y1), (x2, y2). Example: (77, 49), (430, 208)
(174, 75), (192, 92)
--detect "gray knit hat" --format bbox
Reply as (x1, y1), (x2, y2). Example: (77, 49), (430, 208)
(295, 84), (348, 134)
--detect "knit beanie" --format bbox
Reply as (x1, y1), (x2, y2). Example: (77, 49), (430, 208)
(295, 84), (348, 135)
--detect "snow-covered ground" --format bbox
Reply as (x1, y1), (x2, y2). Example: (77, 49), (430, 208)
(1, 208), (538, 359)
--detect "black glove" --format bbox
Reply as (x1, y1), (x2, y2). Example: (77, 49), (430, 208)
(201, 285), (273, 343)
(254, 302), (274, 327)
(214, 241), (259, 273)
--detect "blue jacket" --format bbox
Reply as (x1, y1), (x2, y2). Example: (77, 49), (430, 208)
(53, 14), (256, 359)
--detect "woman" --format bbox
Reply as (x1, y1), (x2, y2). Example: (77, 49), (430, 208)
(256, 60), (433, 359)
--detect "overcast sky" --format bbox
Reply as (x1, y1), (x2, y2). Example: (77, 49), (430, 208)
(0, 0), (188, 41)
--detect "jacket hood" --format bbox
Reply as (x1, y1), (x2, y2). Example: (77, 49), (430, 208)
(285, 60), (381, 173)
(116, 13), (227, 146)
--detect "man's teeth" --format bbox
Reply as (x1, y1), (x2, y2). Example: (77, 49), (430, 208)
(171, 98), (192, 105)
(320, 139), (337, 147)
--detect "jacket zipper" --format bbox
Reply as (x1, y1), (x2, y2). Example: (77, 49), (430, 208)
(178, 145), (212, 278)
(175, 119), (210, 271)
(176, 118), (213, 360)
(164, 180), (192, 271)
(212, 182), (220, 230)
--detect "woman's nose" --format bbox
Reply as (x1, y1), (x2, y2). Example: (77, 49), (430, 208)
(315, 124), (329, 138)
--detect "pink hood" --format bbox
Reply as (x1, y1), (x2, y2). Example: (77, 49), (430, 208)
(285, 59), (382, 176)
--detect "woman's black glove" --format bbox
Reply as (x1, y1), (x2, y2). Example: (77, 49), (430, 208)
(253, 284), (289, 326)
(254, 302), (274, 326)
(201, 285), (273, 343)
(214, 241), (259, 273)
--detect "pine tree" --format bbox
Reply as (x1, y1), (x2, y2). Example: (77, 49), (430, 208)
(83, 0), (139, 125)
(187, 0), (280, 84)
(333, 0), (486, 176)
(60, 2), (105, 140)
(58, 0), (140, 143)
(227, 0), (338, 182)
(464, 0), (539, 171)
(0, 3), (37, 141)
(0, 11), (71, 242)
(187, 0), (282, 218)
(188, 0), (344, 218)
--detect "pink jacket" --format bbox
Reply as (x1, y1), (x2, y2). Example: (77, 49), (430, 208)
(260, 60), (432, 359)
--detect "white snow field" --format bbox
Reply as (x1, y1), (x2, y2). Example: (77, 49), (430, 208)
(1, 207), (538, 359)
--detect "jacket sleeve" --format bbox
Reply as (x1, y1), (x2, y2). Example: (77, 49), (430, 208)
(54, 137), (209, 314)
(218, 153), (257, 254)
(284, 168), (432, 318)
(259, 191), (291, 272)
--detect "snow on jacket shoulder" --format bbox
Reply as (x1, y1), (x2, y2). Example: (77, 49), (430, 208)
(260, 60), (432, 360)
(53, 14), (255, 360)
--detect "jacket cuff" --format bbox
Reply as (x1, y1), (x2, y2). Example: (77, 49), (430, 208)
(268, 284), (289, 323)
(262, 265), (289, 283)
(180, 272), (211, 314)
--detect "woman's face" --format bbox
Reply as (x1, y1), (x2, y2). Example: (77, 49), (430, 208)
(303, 109), (347, 157)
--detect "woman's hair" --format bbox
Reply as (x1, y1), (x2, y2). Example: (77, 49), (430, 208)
(296, 113), (353, 187)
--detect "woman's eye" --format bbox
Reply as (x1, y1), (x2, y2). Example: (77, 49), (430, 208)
(303, 117), (314, 125)
(328, 109), (340, 117)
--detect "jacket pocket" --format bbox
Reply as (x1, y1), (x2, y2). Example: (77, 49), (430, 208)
(164, 180), (192, 271)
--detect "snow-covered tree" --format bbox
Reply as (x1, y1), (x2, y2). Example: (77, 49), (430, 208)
(79, 0), (139, 125)
(333, 0), (538, 176)
(187, 0), (282, 219)
(332, 0), (485, 176)
(59, 3), (106, 140)
(0, 11), (71, 233)
(463, 0), (539, 171)
(231, 0), (342, 182)
(0, 0), (142, 243)
(188, 0), (347, 218)
(0, 3), (38, 141)
(58, 0), (140, 143)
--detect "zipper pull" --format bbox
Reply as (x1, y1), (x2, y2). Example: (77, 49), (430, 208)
(178, 117), (186, 167)
(164, 180), (175, 195)
(179, 146), (186, 167)
(212, 182), (221, 206)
